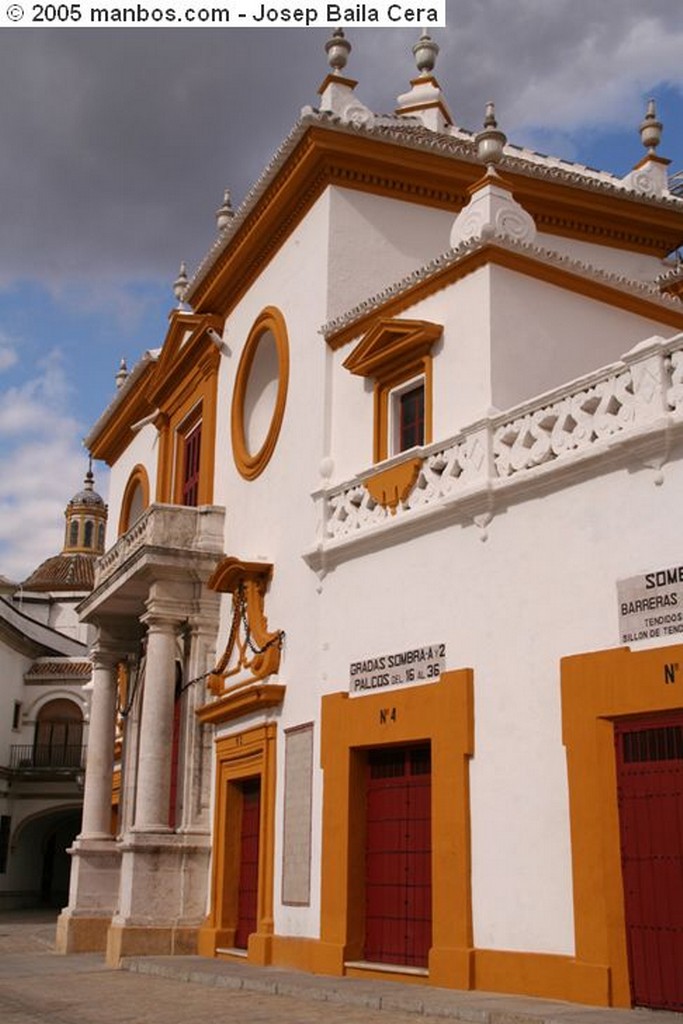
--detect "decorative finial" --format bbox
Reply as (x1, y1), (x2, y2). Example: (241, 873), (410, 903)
(412, 30), (439, 77)
(475, 102), (507, 168)
(325, 28), (351, 75)
(173, 261), (188, 305)
(115, 357), (128, 390)
(216, 189), (234, 232)
(640, 98), (662, 153)
(84, 456), (94, 491)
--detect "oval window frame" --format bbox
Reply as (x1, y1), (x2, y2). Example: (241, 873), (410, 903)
(231, 306), (290, 480)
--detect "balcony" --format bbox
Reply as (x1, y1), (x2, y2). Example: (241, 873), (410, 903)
(9, 744), (87, 772)
(79, 503), (226, 622)
(305, 333), (683, 571)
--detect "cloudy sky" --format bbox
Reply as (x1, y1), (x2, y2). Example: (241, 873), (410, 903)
(1, 0), (682, 580)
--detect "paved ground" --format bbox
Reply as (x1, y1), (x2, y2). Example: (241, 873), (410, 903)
(0, 910), (680, 1024)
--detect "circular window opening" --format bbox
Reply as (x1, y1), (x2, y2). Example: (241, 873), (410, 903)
(232, 307), (289, 480)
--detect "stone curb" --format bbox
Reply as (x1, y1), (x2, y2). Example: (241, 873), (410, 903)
(119, 957), (682, 1024)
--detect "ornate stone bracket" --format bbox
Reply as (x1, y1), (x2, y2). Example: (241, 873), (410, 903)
(205, 558), (283, 696)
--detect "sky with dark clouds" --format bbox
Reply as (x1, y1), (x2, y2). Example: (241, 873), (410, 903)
(1, 1), (682, 579)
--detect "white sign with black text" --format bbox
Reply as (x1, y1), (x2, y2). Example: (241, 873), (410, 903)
(349, 643), (446, 695)
(617, 564), (683, 645)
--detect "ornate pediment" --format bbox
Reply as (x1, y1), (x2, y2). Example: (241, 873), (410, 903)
(146, 309), (223, 411)
(343, 318), (442, 380)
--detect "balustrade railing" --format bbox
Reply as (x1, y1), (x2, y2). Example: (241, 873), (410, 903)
(9, 744), (87, 770)
(316, 334), (683, 552)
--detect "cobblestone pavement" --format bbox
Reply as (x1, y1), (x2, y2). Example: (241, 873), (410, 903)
(0, 912), (460, 1024)
(1, 911), (681, 1024)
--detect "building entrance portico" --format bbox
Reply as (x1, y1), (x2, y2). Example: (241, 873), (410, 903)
(56, 503), (225, 961)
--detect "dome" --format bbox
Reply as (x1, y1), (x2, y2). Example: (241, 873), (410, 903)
(21, 460), (109, 593)
(67, 466), (106, 509)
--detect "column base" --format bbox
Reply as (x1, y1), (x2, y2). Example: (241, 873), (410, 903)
(55, 837), (121, 954)
(106, 923), (199, 967)
(55, 911), (112, 954)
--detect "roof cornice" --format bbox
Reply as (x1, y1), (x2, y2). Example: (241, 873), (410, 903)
(186, 112), (683, 317)
(322, 235), (683, 350)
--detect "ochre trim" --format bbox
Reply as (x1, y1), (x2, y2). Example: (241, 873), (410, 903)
(473, 950), (610, 1005)
(319, 670), (474, 988)
(561, 642), (683, 1007)
(328, 242), (683, 350)
(207, 558), (282, 691)
(318, 73), (358, 94)
(196, 682), (286, 725)
(117, 464), (150, 536)
(189, 123), (683, 317)
(631, 153), (671, 170)
(231, 307), (289, 481)
(88, 361), (157, 465)
(364, 457), (423, 513)
(198, 723), (277, 964)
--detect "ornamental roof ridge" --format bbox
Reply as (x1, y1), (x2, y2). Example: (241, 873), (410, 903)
(83, 348), (160, 451)
(186, 109), (683, 305)
(321, 234), (681, 341)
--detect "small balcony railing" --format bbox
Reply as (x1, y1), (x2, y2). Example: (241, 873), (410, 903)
(9, 744), (87, 770)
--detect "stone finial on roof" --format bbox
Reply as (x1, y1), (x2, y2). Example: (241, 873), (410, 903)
(325, 28), (351, 75)
(115, 357), (129, 390)
(640, 98), (662, 153)
(396, 30), (453, 132)
(621, 98), (670, 198)
(476, 102), (507, 169)
(216, 189), (234, 233)
(316, 28), (375, 128)
(413, 31), (439, 76)
(173, 261), (189, 306)
(450, 102), (536, 249)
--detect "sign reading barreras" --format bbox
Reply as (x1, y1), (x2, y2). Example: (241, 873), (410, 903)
(617, 563), (683, 645)
(349, 643), (445, 694)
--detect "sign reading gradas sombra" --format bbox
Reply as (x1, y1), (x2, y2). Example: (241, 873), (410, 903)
(617, 564), (683, 645)
(349, 643), (446, 695)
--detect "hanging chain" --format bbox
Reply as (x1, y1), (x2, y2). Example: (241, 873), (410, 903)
(119, 584), (286, 710)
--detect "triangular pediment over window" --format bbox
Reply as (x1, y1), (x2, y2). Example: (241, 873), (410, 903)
(343, 318), (442, 379)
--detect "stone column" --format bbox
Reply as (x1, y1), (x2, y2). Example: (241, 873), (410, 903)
(56, 632), (124, 954)
(133, 606), (182, 833)
(80, 640), (119, 839)
(179, 602), (220, 833)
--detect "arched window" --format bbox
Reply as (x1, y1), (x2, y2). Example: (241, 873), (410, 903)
(34, 699), (83, 768)
(118, 465), (150, 536)
(97, 522), (106, 551)
(83, 520), (94, 548)
(69, 520), (79, 547)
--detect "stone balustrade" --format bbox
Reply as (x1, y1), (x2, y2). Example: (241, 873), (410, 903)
(95, 503), (226, 589)
(308, 333), (683, 567)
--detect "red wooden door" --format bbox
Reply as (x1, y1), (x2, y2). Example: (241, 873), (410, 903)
(365, 745), (431, 967)
(234, 778), (261, 950)
(615, 713), (683, 1010)
(181, 422), (202, 507)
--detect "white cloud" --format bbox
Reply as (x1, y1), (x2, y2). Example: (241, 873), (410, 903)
(0, 350), (106, 581)
(0, 346), (17, 373)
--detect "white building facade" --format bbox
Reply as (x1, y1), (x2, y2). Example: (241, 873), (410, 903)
(57, 34), (683, 1012)
(0, 470), (105, 908)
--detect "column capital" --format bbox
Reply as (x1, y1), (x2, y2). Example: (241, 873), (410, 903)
(90, 639), (127, 670)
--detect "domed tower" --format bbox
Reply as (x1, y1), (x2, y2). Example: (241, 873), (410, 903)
(22, 461), (108, 594)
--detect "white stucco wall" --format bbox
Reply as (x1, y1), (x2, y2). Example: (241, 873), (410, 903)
(326, 187), (454, 321)
(103, 422), (159, 548)
(490, 266), (679, 411)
